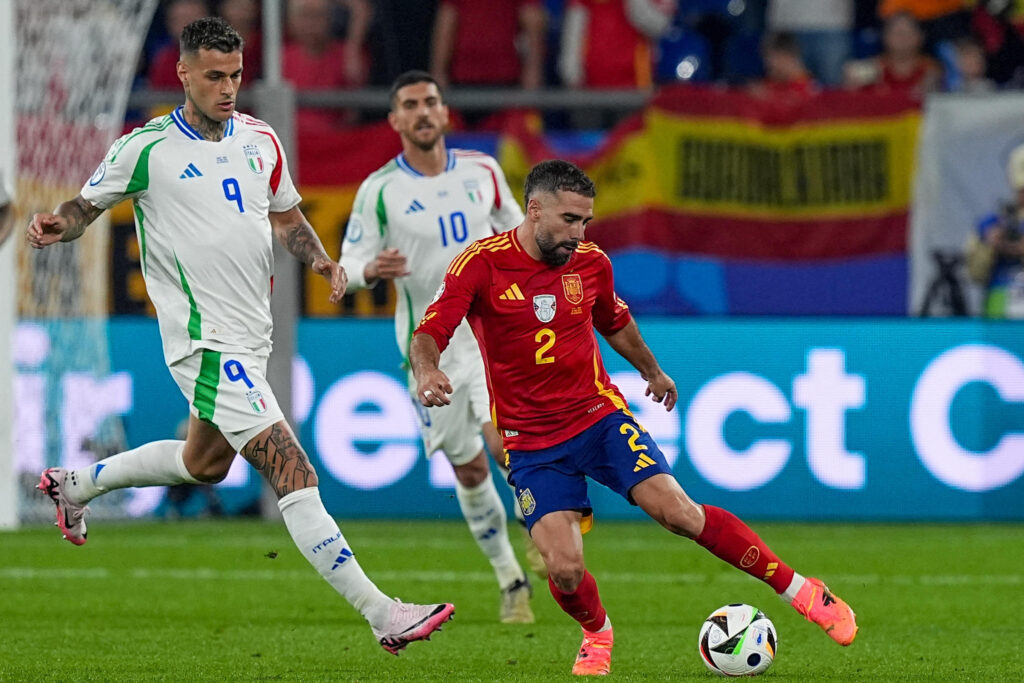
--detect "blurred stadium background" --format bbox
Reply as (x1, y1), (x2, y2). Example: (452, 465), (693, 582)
(2, 1), (1024, 679)
(4, 0), (1022, 528)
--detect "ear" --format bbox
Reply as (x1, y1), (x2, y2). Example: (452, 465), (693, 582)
(387, 110), (399, 133)
(527, 196), (542, 219)
(176, 59), (188, 87)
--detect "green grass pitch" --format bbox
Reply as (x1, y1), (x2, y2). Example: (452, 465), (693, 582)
(2, 519), (1022, 681)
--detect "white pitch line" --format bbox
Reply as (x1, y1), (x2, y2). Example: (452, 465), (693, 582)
(1, 567), (1021, 586)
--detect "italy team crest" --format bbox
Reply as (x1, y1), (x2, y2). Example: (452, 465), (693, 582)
(246, 389), (267, 413)
(533, 294), (556, 323)
(561, 274), (583, 305)
(243, 144), (264, 174)
(463, 178), (482, 203)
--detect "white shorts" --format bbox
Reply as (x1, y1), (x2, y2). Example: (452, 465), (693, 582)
(410, 364), (491, 467)
(168, 349), (284, 452)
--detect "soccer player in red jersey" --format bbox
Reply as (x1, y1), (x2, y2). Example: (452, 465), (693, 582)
(410, 160), (858, 675)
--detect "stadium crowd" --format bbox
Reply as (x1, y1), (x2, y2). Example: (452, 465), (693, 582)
(135, 0), (1024, 123)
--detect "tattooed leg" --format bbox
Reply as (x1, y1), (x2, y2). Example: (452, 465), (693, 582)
(241, 421), (319, 497)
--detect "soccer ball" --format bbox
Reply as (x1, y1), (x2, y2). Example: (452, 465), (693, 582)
(698, 604), (777, 677)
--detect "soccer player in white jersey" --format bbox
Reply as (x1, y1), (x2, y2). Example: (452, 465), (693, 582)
(341, 71), (540, 624)
(27, 18), (453, 655)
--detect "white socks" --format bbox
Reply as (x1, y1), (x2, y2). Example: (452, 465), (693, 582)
(455, 476), (524, 589)
(64, 440), (200, 504)
(279, 487), (392, 628)
(781, 572), (807, 603)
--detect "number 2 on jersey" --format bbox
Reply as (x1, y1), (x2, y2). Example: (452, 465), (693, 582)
(438, 211), (467, 247)
(222, 178), (244, 213)
(535, 328), (555, 365)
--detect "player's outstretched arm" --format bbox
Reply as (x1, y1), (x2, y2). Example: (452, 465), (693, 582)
(270, 205), (347, 304)
(603, 319), (677, 411)
(27, 195), (103, 249)
(409, 333), (454, 407)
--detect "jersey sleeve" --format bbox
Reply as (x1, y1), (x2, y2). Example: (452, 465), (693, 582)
(487, 157), (524, 232)
(591, 252), (632, 336)
(414, 246), (485, 353)
(339, 175), (389, 291)
(263, 129), (302, 212)
(79, 131), (152, 209)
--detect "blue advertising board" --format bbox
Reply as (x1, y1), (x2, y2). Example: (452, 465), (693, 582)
(13, 318), (1024, 520)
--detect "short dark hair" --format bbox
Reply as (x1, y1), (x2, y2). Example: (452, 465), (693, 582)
(389, 70), (442, 108)
(524, 160), (596, 202)
(180, 17), (244, 56)
(762, 31), (800, 56)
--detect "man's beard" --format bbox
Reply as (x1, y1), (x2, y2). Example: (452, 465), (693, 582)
(536, 231), (578, 266)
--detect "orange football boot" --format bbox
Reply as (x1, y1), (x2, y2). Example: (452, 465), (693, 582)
(792, 577), (858, 646)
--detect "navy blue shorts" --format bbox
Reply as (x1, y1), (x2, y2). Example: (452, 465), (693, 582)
(507, 410), (673, 531)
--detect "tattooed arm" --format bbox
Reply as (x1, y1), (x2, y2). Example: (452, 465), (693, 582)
(26, 195), (104, 249)
(269, 205), (347, 304)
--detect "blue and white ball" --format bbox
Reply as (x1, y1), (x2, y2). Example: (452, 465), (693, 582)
(698, 604), (777, 676)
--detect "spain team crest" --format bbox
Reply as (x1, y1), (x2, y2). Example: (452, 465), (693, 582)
(243, 144), (264, 174)
(518, 488), (536, 516)
(533, 294), (556, 323)
(561, 274), (583, 305)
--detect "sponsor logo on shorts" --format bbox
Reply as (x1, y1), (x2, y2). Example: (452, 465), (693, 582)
(518, 488), (536, 516)
(740, 545), (760, 568)
(247, 389), (267, 414)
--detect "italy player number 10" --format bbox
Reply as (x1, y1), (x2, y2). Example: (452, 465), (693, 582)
(438, 211), (468, 247)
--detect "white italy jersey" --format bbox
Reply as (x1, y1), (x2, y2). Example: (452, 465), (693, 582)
(341, 149), (523, 368)
(81, 107), (301, 365)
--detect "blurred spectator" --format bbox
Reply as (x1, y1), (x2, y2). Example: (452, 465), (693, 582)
(878, 0), (970, 50)
(430, 0), (547, 90)
(148, 0), (209, 89)
(217, 0), (263, 81)
(843, 11), (942, 99)
(948, 35), (996, 92)
(749, 30), (817, 100)
(766, 0), (853, 87)
(283, 0), (370, 131)
(0, 167), (12, 247)
(971, 0), (1024, 86)
(365, 0), (438, 85)
(559, 0), (676, 89)
(966, 143), (1024, 318)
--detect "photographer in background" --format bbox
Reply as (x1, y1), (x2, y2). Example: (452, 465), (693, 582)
(966, 143), (1024, 318)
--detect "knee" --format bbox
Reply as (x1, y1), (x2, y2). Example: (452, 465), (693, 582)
(655, 496), (705, 539)
(453, 452), (490, 487)
(547, 556), (585, 592)
(187, 452), (234, 484)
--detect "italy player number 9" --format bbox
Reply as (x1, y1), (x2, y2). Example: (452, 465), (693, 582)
(222, 177), (244, 213)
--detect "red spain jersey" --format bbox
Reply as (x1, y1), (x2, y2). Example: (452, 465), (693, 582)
(415, 227), (632, 450)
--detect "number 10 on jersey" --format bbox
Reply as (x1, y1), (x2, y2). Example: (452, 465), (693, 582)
(438, 211), (468, 247)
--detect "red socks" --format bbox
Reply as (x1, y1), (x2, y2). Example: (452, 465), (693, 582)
(695, 504), (795, 594)
(548, 570), (608, 632)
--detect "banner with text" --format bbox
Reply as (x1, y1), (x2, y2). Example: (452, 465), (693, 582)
(13, 318), (1024, 521)
(499, 87), (921, 314)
